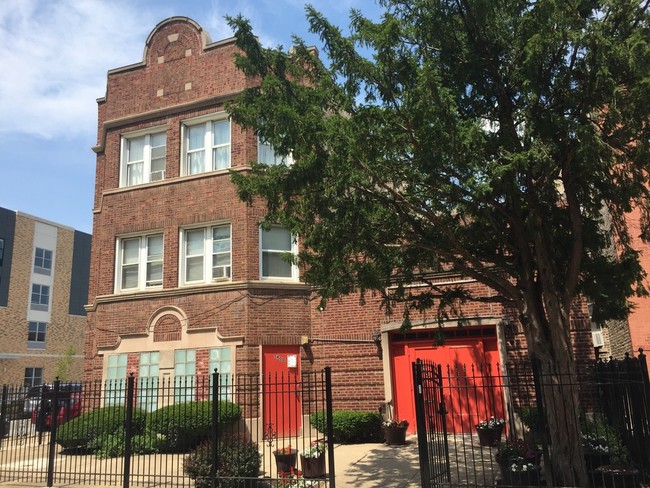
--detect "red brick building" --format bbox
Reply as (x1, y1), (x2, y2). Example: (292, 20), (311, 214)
(85, 17), (594, 431)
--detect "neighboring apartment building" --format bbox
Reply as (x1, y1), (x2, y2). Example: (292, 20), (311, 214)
(0, 207), (91, 385)
(85, 17), (594, 432)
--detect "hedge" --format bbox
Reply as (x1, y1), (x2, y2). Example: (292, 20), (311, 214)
(310, 410), (383, 443)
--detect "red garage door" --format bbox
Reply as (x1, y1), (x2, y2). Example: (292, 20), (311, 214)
(391, 332), (504, 434)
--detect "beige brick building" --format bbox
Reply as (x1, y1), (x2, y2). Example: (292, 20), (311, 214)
(0, 208), (91, 385)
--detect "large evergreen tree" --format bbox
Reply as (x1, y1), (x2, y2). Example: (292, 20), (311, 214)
(226, 1), (650, 484)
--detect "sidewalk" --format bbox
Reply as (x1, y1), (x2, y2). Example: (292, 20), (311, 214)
(333, 435), (421, 487)
(0, 436), (422, 488)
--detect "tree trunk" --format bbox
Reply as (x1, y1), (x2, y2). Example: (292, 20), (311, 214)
(521, 293), (589, 487)
(535, 356), (588, 487)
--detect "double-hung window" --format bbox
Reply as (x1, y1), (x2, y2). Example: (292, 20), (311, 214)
(184, 116), (230, 175)
(34, 247), (53, 275)
(30, 284), (50, 311)
(116, 234), (163, 291)
(258, 138), (293, 166)
(260, 226), (298, 280)
(182, 224), (231, 285)
(28, 321), (47, 349)
(120, 130), (166, 187)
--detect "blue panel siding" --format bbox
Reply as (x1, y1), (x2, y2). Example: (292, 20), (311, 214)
(0, 208), (16, 307)
(69, 230), (91, 316)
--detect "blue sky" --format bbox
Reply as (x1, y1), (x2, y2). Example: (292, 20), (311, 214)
(0, 0), (380, 234)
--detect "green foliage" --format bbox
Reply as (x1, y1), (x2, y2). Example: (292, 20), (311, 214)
(94, 428), (166, 458)
(54, 346), (76, 381)
(583, 414), (628, 464)
(57, 406), (146, 450)
(226, 1), (650, 343)
(183, 435), (261, 488)
(310, 410), (382, 444)
(147, 401), (241, 453)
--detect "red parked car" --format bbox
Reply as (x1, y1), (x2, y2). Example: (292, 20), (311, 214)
(31, 387), (82, 431)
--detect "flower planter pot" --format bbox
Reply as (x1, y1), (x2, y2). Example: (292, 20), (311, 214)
(477, 425), (503, 446)
(592, 465), (640, 488)
(383, 426), (407, 445)
(273, 448), (298, 474)
(300, 453), (326, 478)
(585, 452), (612, 472)
(500, 466), (541, 487)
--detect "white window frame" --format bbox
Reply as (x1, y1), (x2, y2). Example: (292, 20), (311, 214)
(180, 224), (232, 286)
(34, 247), (53, 275)
(258, 137), (293, 166)
(182, 113), (231, 175)
(115, 233), (164, 292)
(28, 321), (47, 349)
(24, 367), (43, 387)
(30, 283), (50, 311)
(120, 128), (167, 187)
(259, 225), (299, 281)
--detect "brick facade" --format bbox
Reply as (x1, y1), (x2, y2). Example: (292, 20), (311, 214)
(85, 17), (595, 415)
(0, 211), (89, 384)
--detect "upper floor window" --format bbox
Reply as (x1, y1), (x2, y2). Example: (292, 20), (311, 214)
(116, 234), (163, 292)
(30, 284), (50, 311)
(120, 131), (166, 187)
(34, 247), (53, 275)
(28, 321), (47, 349)
(184, 116), (230, 175)
(258, 138), (293, 166)
(181, 224), (231, 285)
(260, 226), (298, 280)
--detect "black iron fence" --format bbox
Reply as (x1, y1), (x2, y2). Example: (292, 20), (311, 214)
(0, 369), (335, 488)
(414, 353), (650, 487)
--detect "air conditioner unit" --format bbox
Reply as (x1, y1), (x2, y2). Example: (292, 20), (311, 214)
(212, 265), (231, 280)
(150, 170), (165, 182)
(591, 330), (605, 348)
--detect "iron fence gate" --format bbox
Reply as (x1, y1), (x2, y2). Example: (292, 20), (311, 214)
(0, 368), (335, 488)
(413, 359), (451, 487)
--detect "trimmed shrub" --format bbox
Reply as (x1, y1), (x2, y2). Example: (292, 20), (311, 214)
(57, 406), (146, 450)
(183, 434), (261, 488)
(310, 410), (382, 444)
(147, 401), (241, 453)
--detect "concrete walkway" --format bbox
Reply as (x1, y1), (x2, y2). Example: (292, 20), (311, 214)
(0, 436), (422, 488)
(333, 436), (421, 487)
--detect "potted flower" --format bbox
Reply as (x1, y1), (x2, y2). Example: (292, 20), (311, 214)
(582, 434), (611, 471)
(592, 465), (640, 488)
(382, 418), (409, 445)
(475, 416), (505, 446)
(501, 460), (542, 486)
(300, 440), (326, 478)
(277, 467), (310, 487)
(274, 445), (298, 473)
(496, 438), (541, 480)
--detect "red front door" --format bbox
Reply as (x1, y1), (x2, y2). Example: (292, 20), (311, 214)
(262, 346), (302, 438)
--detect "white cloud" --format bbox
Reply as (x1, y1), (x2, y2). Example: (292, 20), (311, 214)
(0, 0), (155, 139)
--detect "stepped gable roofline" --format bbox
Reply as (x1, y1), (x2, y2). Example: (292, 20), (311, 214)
(106, 16), (234, 76)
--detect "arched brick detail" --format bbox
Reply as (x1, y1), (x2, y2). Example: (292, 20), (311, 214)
(149, 306), (187, 343)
